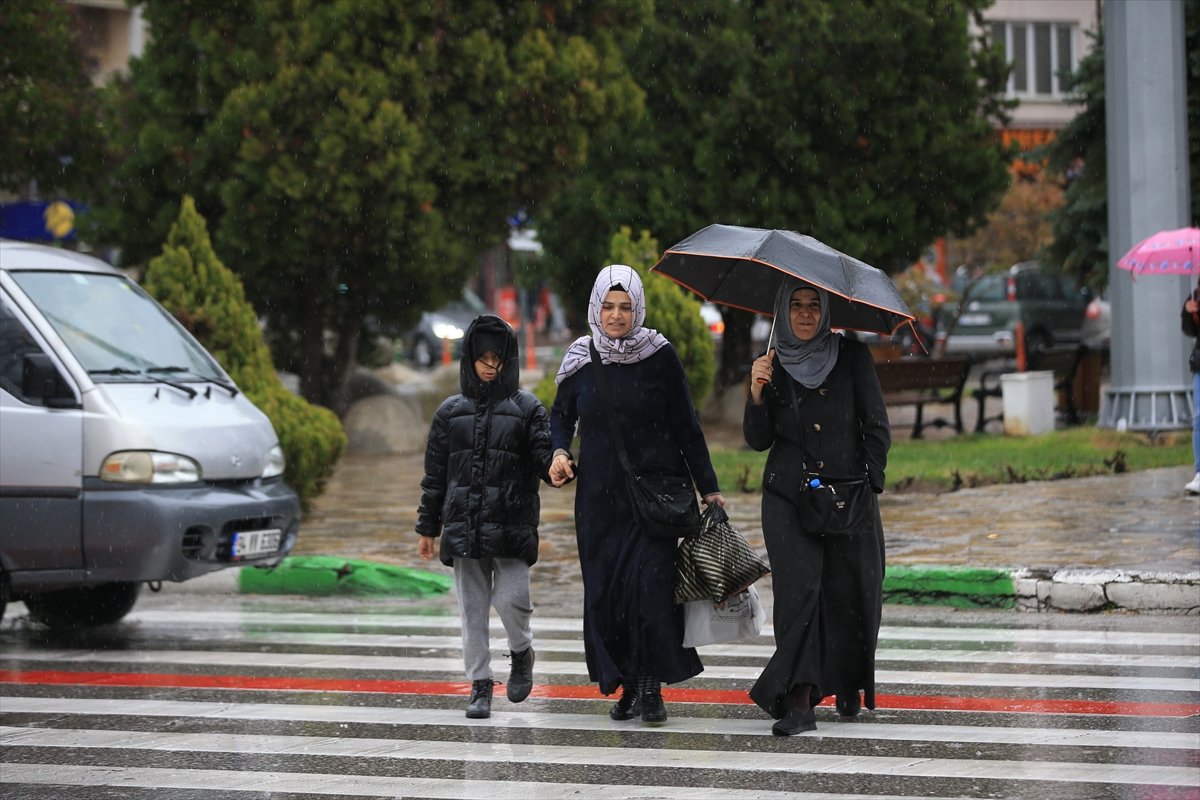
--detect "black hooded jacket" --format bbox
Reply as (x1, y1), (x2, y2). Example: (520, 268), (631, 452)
(416, 314), (553, 566)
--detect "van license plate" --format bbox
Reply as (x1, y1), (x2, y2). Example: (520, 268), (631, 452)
(232, 529), (282, 558)
(959, 313), (992, 326)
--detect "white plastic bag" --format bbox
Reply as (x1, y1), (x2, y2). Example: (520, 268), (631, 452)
(682, 585), (764, 648)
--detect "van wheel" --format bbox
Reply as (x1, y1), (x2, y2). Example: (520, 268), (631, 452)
(24, 582), (140, 629)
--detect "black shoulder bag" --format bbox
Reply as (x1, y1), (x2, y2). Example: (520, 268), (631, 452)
(589, 343), (701, 540)
(782, 371), (872, 536)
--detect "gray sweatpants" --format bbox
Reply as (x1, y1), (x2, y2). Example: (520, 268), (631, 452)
(453, 556), (534, 681)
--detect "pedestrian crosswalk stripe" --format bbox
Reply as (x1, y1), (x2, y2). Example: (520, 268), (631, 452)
(4, 697), (1195, 750)
(7, 648), (1196, 693)
(102, 628), (1200, 669)
(3, 726), (1196, 787)
(123, 610), (1200, 647)
(0, 764), (947, 800)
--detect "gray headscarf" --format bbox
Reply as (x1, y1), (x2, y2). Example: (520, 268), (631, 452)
(773, 278), (839, 389)
(555, 265), (669, 384)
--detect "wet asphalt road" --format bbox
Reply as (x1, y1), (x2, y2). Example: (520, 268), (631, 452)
(2, 590), (1198, 799)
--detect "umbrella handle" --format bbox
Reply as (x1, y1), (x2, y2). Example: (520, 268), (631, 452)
(756, 315), (777, 385)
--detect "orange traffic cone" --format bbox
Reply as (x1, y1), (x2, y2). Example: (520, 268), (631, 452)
(441, 339), (452, 366)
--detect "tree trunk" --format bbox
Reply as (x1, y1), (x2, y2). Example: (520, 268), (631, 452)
(717, 308), (756, 391)
(299, 322), (327, 407)
(329, 312), (364, 417)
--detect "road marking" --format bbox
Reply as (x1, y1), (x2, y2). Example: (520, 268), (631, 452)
(93, 628), (1200, 669)
(5, 649), (1196, 693)
(122, 610), (1200, 647)
(3, 726), (1197, 787)
(3, 671), (1198, 717)
(3, 696), (1195, 749)
(0, 763), (953, 800)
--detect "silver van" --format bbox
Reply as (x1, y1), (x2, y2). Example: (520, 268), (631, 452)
(0, 240), (300, 627)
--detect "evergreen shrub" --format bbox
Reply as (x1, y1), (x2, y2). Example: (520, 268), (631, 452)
(142, 196), (345, 508)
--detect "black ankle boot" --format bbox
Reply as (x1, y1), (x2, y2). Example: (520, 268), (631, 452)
(836, 690), (861, 718)
(772, 684), (817, 736)
(507, 647), (535, 703)
(466, 678), (494, 719)
(609, 683), (640, 721)
(639, 686), (667, 725)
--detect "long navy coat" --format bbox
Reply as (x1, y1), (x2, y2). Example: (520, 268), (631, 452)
(550, 344), (719, 695)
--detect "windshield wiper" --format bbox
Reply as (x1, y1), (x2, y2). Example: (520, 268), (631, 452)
(88, 367), (141, 376)
(89, 367), (197, 399)
(147, 366), (239, 397)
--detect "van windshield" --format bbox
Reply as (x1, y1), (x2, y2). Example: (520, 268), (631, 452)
(11, 271), (226, 383)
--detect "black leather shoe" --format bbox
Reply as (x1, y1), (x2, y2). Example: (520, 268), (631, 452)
(507, 647), (534, 703)
(466, 679), (494, 719)
(609, 684), (640, 721)
(836, 691), (861, 718)
(772, 707), (817, 735)
(640, 688), (667, 725)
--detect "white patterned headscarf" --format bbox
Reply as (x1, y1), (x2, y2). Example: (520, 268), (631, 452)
(774, 278), (840, 389)
(555, 264), (669, 384)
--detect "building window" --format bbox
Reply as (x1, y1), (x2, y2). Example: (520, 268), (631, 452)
(991, 21), (1076, 98)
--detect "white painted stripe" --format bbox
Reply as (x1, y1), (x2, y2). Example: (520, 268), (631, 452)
(0, 763), (951, 800)
(9, 648), (1198, 693)
(123, 610), (1200, 647)
(2, 726), (1195, 787)
(4, 696), (1194, 750)
(98, 628), (1200, 670)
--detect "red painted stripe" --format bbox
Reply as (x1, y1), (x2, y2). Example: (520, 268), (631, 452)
(2, 669), (1197, 718)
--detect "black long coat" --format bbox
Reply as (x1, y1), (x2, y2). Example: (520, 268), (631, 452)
(743, 336), (891, 718)
(550, 344), (719, 695)
(416, 316), (553, 567)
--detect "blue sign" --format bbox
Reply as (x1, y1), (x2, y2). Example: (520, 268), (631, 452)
(0, 200), (86, 242)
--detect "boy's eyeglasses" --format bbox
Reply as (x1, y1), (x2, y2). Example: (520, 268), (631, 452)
(476, 358), (503, 370)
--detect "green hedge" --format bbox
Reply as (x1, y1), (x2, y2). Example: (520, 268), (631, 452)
(143, 196), (345, 509)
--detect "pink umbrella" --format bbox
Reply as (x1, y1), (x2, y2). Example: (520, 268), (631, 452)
(1116, 226), (1199, 278)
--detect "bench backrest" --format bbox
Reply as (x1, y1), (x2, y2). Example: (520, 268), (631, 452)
(874, 357), (970, 393)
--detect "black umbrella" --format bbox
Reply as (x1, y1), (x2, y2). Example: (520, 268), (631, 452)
(651, 224), (916, 339)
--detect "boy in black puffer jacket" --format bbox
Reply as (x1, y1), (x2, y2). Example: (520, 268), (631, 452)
(416, 314), (559, 718)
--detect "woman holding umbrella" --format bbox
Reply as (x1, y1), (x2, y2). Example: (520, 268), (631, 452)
(548, 265), (724, 725)
(744, 279), (891, 735)
(1183, 282), (1200, 495)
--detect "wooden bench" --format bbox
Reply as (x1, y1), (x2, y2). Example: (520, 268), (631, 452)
(972, 346), (1085, 432)
(874, 356), (972, 439)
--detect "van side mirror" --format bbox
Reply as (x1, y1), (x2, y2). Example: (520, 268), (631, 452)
(22, 353), (80, 409)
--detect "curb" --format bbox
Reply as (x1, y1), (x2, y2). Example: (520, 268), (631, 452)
(884, 565), (1200, 614)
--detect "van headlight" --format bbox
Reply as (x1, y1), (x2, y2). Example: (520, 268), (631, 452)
(262, 444), (286, 479)
(100, 451), (201, 484)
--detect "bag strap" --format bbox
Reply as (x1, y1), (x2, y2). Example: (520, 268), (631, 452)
(589, 342), (638, 478)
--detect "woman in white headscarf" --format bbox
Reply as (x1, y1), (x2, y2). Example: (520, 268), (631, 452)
(744, 278), (890, 736)
(549, 265), (724, 726)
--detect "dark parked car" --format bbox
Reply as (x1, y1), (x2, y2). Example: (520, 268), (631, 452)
(939, 262), (1092, 358)
(402, 287), (488, 369)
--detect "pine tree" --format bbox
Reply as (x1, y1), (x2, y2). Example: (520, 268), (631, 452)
(143, 197), (346, 508)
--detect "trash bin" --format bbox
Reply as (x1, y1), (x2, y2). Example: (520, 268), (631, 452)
(1000, 370), (1055, 436)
